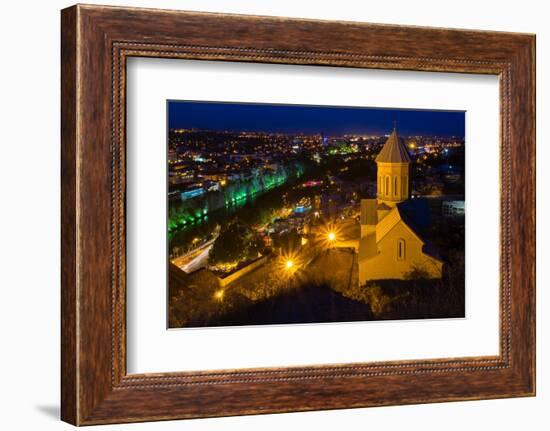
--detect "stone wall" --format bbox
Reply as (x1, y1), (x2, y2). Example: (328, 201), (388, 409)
(217, 256), (269, 287)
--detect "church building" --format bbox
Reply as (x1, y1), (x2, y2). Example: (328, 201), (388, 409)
(358, 128), (443, 284)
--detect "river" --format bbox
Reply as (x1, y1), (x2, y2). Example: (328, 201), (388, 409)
(169, 162), (305, 256)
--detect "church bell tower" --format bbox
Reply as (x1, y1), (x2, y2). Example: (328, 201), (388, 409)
(375, 127), (411, 208)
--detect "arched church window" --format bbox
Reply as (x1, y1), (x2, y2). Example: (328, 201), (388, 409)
(393, 176), (398, 196)
(397, 239), (406, 260)
(385, 175), (390, 196)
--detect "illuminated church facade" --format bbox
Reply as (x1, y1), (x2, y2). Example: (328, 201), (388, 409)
(357, 128), (443, 284)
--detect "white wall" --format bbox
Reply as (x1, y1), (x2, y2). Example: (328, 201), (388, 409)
(0, 0), (546, 430)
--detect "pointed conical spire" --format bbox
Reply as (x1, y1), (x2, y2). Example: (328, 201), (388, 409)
(375, 127), (411, 163)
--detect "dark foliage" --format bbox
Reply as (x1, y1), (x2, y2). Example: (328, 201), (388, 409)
(208, 221), (264, 266)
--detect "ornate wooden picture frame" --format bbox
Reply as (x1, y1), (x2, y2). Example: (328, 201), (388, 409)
(61, 4), (535, 425)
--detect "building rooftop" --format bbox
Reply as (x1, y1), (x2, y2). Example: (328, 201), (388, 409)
(375, 128), (412, 163)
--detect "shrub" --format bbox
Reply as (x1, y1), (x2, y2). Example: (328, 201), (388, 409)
(209, 221), (264, 267)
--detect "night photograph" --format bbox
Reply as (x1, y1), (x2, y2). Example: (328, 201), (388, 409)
(167, 101), (466, 328)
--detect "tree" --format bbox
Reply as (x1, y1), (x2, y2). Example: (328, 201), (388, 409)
(208, 221), (263, 266)
(271, 229), (301, 254)
(403, 263), (431, 281)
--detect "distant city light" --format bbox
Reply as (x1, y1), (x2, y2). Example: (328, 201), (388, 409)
(285, 260), (294, 269)
(214, 290), (224, 301)
(328, 232), (336, 241)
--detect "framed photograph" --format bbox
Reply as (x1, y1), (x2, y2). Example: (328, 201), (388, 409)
(61, 4), (535, 425)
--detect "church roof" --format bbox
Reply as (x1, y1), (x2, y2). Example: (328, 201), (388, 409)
(358, 197), (443, 263)
(375, 202), (429, 245)
(377, 202), (392, 211)
(375, 207), (403, 243)
(375, 128), (411, 163)
(396, 199), (432, 232)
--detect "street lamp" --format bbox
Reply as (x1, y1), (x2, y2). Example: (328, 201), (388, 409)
(279, 253), (299, 277)
(214, 290), (224, 301)
(328, 232), (336, 242)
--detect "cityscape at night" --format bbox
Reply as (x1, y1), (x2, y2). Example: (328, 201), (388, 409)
(167, 101), (465, 328)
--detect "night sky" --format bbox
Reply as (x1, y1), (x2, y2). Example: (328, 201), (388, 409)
(168, 100), (465, 137)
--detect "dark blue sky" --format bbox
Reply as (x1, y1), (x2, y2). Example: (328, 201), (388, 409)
(168, 100), (464, 137)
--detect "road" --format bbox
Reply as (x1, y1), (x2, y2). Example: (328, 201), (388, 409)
(171, 238), (216, 273)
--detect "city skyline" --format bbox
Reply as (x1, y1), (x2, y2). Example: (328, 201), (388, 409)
(168, 101), (465, 137)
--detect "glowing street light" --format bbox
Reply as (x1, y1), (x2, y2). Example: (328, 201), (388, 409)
(214, 290), (224, 301)
(279, 252), (300, 276)
(318, 223), (341, 249)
